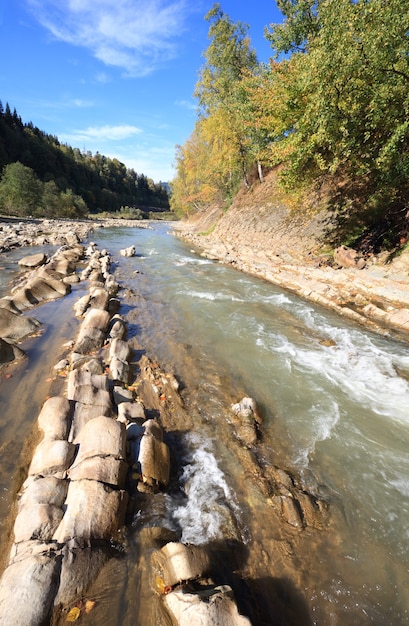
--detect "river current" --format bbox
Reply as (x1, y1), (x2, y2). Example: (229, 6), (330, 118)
(0, 222), (408, 624)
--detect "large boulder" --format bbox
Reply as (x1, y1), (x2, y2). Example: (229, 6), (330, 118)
(333, 245), (365, 269)
(13, 503), (64, 543)
(73, 416), (126, 462)
(164, 586), (252, 626)
(0, 337), (25, 366)
(28, 439), (76, 477)
(19, 475), (68, 507)
(152, 542), (210, 588)
(0, 306), (40, 342)
(52, 480), (128, 542)
(37, 397), (72, 441)
(0, 547), (61, 626)
(18, 253), (47, 268)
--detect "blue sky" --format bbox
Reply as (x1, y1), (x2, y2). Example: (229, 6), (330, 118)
(0, 1), (283, 183)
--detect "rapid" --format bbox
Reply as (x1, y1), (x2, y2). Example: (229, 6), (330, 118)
(0, 222), (408, 624)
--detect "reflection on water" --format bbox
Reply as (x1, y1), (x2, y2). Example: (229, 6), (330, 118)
(0, 224), (408, 623)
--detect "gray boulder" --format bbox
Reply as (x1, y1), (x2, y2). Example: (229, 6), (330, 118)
(18, 253), (47, 268)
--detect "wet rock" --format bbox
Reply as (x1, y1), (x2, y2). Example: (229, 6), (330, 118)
(230, 397), (260, 447)
(53, 480), (128, 542)
(18, 252), (47, 268)
(109, 316), (127, 340)
(138, 429), (170, 487)
(117, 400), (145, 423)
(13, 503), (64, 543)
(0, 306), (40, 342)
(73, 294), (91, 317)
(37, 396), (72, 441)
(109, 356), (130, 384)
(153, 542), (211, 588)
(73, 416), (126, 462)
(277, 495), (303, 529)
(19, 476), (68, 508)
(53, 543), (111, 608)
(120, 245), (136, 257)
(108, 297), (121, 315)
(0, 337), (26, 366)
(109, 337), (131, 362)
(0, 548), (61, 626)
(28, 439), (76, 477)
(68, 456), (128, 488)
(164, 585), (251, 626)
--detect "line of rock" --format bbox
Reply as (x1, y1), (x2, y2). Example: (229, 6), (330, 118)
(0, 242), (251, 626)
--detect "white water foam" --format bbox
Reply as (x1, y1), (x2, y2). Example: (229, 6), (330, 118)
(172, 433), (242, 545)
(182, 289), (245, 303)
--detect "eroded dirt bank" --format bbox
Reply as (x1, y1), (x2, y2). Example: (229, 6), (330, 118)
(173, 175), (409, 343)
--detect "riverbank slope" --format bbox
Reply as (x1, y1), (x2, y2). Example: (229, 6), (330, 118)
(173, 172), (409, 342)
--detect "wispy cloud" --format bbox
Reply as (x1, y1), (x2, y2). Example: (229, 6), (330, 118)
(26, 0), (193, 76)
(71, 98), (93, 108)
(175, 99), (196, 111)
(61, 124), (142, 143)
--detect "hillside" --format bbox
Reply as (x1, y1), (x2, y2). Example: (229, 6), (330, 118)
(174, 170), (409, 342)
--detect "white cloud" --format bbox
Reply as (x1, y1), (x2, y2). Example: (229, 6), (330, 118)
(61, 124), (142, 143)
(26, 0), (192, 76)
(71, 98), (93, 108)
(175, 99), (196, 111)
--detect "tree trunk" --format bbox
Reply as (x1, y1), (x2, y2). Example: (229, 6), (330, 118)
(257, 160), (264, 183)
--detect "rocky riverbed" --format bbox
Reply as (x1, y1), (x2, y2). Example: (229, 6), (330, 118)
(0, 217), (341, 625)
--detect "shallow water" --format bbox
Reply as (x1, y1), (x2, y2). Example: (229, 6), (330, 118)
(1, 224), (409, 624)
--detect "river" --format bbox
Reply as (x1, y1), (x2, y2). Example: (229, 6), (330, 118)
(0, 222), (408, 624)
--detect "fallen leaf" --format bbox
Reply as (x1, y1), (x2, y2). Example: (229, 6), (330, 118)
(66, 606), (81, 622)
(85, 599), (96, 614)
(155, 575), (166, 594)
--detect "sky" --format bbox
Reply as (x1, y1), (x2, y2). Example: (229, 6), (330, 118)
(0, 1), (284, 183)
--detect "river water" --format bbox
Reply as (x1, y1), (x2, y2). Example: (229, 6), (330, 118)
(0, 223), (409, 624)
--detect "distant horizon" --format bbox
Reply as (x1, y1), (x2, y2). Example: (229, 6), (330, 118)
(0, 1), (282, 183)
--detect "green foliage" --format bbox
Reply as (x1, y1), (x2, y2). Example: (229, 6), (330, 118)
(0, 161), (88, 218)
(0, 100), (170, 216)
(0, 162), (42, 216)
(172, 4), (259, 217)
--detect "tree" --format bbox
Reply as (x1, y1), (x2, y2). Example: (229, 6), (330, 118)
(194, 4), (259, 189)
(0, 161), (43, 216)
(265, 0), (409, 247)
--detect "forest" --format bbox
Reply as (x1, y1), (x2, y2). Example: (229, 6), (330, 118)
(171, 0), (409, 251)
(0, 101), (169, 218)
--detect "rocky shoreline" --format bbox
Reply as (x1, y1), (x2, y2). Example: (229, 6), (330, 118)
(173, 219), (409, 344)
(0, 216), (151, 252)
